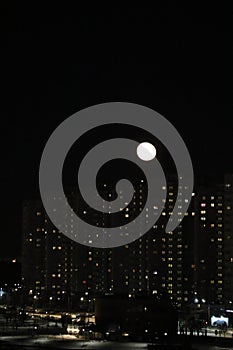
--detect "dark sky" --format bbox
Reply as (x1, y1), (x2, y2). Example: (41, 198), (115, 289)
(2, 4), (233, 258)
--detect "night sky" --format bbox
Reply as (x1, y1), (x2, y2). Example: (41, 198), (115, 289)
(2, 4), (233, 258)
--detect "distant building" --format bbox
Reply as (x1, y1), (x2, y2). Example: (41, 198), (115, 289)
(223, 174), (233, 305)
(111, 175), (195, 308)
(193, 174), (233, 305)
(21, 175), (233, 309)
(22, 198), (79, 307)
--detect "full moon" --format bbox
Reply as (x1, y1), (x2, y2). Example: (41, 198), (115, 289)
(136, 142), (157, 161)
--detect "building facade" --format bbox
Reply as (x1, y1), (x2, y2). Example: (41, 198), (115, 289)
(21, 175), (233, 309)
(193, 174), (233, 306)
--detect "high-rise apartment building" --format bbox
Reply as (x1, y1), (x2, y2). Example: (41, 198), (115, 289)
(193, 174), (233, 305)
(21, 175), (233, 309)
(223, 174), (233, 305)
(22, 198), (79, 307)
